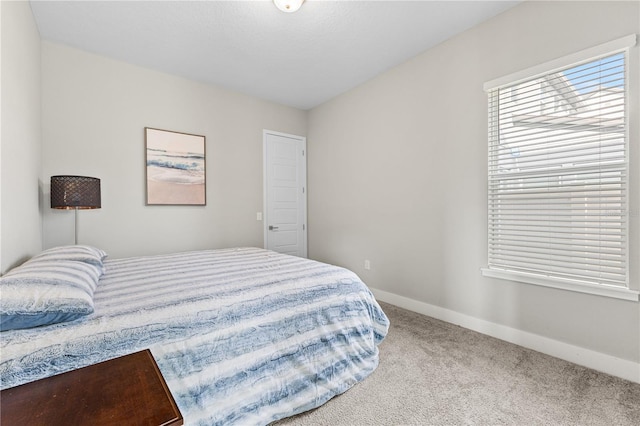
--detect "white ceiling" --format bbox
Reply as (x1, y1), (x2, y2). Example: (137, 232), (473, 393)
(30, 1), (521, 110)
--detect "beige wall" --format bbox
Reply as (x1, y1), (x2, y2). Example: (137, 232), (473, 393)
(307, 1), (640, 364)
(41, 42), (307, 258)
(1, 1), (43, 273)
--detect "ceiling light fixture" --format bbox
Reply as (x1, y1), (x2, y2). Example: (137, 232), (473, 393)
(274, 0), (304, 13)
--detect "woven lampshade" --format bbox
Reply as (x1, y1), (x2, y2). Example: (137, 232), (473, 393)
(50, 176), (101, 210)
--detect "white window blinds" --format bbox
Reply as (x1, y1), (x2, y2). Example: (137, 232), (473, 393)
(485, 37), (635, 293)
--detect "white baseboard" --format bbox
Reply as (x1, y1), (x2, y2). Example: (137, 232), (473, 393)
(370, 287), (640, 384)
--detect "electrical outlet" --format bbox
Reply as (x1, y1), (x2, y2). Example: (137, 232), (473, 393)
(257, 212), (262, 221)
(364, 260), (370, 270)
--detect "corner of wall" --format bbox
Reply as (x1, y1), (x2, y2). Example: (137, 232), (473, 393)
(1, 0), (43, 273)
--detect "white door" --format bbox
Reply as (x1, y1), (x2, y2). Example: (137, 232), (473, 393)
(263, 130), (307, 257)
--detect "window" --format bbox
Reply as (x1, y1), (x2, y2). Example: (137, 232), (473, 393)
(482, 35), (638, 301)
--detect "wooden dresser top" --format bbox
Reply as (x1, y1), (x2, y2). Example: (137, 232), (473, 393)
(0, 349), (183, 426)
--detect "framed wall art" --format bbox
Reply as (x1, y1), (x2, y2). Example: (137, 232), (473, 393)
(145, 127), (206, 205)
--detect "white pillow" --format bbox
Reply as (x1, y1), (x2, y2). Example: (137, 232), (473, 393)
(0, 259), (101, 331)
(27, 245), (107, 270)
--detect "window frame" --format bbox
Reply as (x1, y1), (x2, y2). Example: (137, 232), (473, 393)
(481, 34), (639, 301)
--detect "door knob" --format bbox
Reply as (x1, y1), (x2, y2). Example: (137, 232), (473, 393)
(269, 225), (279, 231)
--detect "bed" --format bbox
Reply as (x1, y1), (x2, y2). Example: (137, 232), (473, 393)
(0, 246), (389, 425)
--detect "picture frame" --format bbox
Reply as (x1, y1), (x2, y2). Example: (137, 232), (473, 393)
(145, 127), (206, 206)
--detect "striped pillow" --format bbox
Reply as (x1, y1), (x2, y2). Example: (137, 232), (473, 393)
(27, 245), (107, 270)
(0, 259), (101, 331)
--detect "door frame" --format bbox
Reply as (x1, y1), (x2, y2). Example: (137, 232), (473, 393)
(262, 129), (308, 257)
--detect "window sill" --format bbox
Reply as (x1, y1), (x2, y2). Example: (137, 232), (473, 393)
(481, 268), (639, 302)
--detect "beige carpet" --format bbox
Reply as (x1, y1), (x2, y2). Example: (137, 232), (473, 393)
(275, 302), (640, 425)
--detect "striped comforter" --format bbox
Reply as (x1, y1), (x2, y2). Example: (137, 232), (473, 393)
(0, 247), (389, 425)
